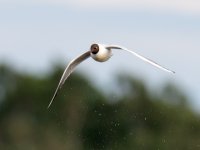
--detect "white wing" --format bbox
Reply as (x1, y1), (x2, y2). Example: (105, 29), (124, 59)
(48, 51), (91, 108)
(107, 45), (175, 74)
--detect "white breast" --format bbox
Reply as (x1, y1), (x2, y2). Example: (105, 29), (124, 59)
(90, 44), (112, 62)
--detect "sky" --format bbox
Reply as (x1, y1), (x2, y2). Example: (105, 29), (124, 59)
(0, 0), (200, 111)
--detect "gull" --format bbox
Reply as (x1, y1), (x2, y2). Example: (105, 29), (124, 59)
(47, 43), (175, 108)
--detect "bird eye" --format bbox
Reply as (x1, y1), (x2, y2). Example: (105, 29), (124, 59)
(90, 44), (99, 54)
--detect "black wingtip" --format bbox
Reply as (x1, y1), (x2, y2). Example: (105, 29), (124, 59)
(171, 70), (176, 74)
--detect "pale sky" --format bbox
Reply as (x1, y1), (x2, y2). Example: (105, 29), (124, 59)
(1, 0), (200, 12)
(0, 0), (200, 111)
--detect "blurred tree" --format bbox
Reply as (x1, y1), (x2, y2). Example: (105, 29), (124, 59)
(0, 64), (200, 150)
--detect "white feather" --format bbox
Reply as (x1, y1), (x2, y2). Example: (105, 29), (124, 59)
(107, 45), (175, 74)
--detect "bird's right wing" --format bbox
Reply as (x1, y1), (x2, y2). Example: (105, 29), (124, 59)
(48, 51), (91, 108)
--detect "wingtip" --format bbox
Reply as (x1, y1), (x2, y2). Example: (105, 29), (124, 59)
(47, 93), (57, 109)
(47, 103), (51, 109)
(170, 70), (175, 74)
(47, 100), (53, 109)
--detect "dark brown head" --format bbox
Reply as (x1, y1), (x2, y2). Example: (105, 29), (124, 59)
(90, 44), (99, 54)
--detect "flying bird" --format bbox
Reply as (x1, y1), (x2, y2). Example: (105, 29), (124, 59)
(48, 43), (175, 108)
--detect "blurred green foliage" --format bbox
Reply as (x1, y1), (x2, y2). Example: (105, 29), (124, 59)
(0, 64), (200, 150)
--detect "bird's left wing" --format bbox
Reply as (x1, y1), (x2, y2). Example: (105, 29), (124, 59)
(106, 45), (175, 74)
(48, 51), (91, 108)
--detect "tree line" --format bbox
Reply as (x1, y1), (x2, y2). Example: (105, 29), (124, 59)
(0, 64), (200, 150)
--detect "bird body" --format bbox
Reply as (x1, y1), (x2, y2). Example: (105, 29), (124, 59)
(47, 43), (175, 108)
(90, 43), (112, 62)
